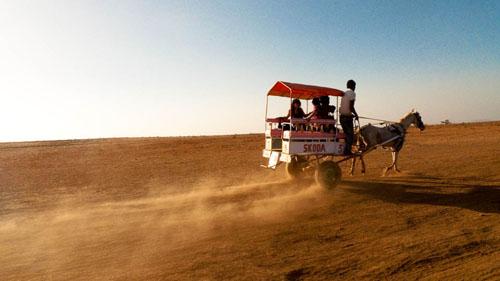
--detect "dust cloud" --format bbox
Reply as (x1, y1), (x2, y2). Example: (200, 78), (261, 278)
(0, 178), (329, 279)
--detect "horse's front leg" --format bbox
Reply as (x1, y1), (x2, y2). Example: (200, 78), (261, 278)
(350, 156), (356, 176)
(393, 151), (401, 173)
(383, 151), (397, 176)
(360, 155), (366, 175)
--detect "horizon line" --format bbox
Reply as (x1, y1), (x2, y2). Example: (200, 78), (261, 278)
(0, 120), (498, 145)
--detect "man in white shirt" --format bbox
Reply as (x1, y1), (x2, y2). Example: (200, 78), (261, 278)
(340, 80), (359, 155)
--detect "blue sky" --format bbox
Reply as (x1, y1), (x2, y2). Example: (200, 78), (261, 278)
(0, 0), (499, 141)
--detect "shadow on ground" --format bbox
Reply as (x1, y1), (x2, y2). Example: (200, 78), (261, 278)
(343, 178), (500, 214)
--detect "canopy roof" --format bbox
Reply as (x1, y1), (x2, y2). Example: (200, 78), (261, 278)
(267, 81), (344, 99)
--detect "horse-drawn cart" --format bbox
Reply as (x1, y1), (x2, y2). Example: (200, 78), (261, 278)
(262, 81), (426, 188)
(262, 81), (349, 189)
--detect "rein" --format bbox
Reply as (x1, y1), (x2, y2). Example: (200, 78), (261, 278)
(358, 116), (396, 124)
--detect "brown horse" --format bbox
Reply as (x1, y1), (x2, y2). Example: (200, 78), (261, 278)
(350, 110), (425, 176)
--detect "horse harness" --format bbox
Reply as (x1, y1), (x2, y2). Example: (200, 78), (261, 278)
(387, 123), (406, 151)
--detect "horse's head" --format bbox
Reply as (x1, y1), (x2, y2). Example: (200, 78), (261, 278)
(412, 111), (425, 131)
(401, 110), (425, 131)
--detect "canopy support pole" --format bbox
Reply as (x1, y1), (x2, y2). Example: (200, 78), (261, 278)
(264, 95), (269, 130)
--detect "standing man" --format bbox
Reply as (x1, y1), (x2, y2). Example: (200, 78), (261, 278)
(339, 79), (359, 155)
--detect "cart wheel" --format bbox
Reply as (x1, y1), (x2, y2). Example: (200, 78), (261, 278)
(286, 157), (305, 179)
(315, 161), (342, 189)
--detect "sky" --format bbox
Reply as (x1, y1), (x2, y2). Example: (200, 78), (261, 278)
(0, 0), (499, 141)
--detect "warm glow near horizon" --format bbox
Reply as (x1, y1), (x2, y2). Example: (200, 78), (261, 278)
(0, 1), (499, 142)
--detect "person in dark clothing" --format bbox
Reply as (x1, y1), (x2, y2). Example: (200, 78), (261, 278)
(319, 96), (336, 132)
(340, 80), (359, 155)
(280, 98), (305, 130)
(319, 96), (335, 119)
(286, 98), (306, 119)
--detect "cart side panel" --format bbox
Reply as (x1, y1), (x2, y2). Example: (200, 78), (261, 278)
(283, 140), (344, 155)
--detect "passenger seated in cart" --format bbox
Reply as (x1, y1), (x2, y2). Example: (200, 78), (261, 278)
(320, 96), (336, 132)
(320, 96), (335, 119)
(280, 98), (305, 130)
(306, 98), (322, 131)
(306, 97), (321, 119)
(286, 98), (306, 119)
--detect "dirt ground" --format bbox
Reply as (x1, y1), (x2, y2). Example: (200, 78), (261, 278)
(0, 122), (499, 280)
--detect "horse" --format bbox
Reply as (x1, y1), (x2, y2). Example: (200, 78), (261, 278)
(350, 110), (425, 176)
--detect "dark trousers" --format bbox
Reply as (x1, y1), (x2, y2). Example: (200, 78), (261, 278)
(340, 115), (354, 154)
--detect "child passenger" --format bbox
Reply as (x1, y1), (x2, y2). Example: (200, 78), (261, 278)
(306, 97), (321, 120)
(306, 98), (322, 131)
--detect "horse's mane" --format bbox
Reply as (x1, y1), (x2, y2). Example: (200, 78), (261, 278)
(399, 111), (416, 123)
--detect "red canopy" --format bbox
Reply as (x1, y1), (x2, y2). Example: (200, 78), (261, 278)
(267, 81), (344, 99)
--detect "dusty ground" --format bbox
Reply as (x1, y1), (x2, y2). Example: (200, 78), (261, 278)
(0, 122), (499, 280)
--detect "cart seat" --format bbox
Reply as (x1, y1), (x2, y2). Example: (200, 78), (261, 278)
(292, 118), (336, 125)
(266, 117), (287, 123)
(268, 129), (282, 138)
(266, 118), (336, 125)
(284, 131), (345, 139)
